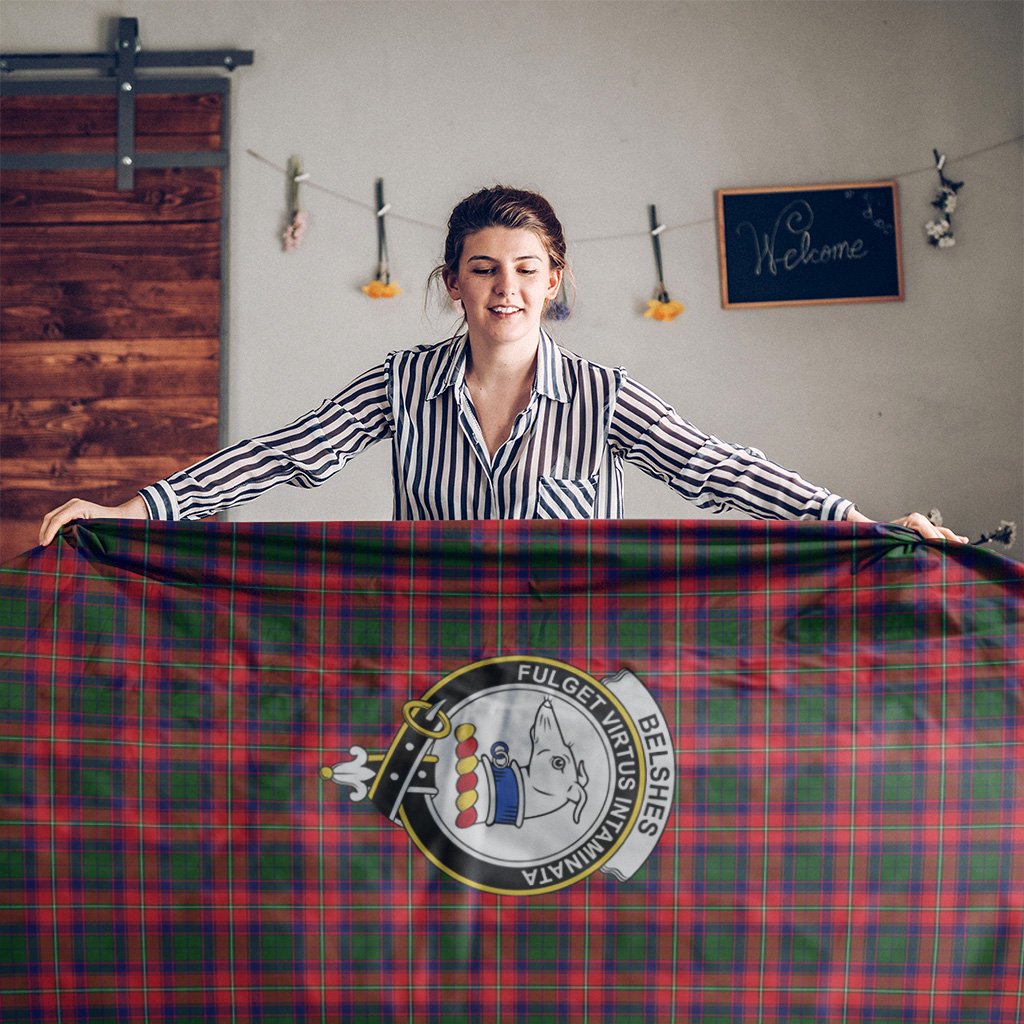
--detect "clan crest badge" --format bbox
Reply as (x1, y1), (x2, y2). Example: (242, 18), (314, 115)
(322, 656), (674, 895)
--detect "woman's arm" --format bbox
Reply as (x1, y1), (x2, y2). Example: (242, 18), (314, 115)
(609, 375), (853, 521)
(37, 361), (394, 544)
(141, 363), (393, 520)
(610, 375), (968, 542)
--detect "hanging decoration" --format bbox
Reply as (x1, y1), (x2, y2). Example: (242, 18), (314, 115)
(281, 155), (309, 252)
(248, 132), (1020, 304)
(975, 521), (1017, 547)
(362, 178), (402, 299)
(248, 134), (1018, 251)
(643, 204), (685, 322)
(931, 509), (1016, 548)
(924, 149), (964, 249)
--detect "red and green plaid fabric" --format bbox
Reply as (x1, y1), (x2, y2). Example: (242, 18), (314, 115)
(1, 519), (1022, 1022)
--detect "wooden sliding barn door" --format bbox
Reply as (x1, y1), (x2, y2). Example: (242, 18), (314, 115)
(0, 94), (223, 562)
(0, 35), (244, 562)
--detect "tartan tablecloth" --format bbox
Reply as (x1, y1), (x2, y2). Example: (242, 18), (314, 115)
(0, 519), (1021, 1022)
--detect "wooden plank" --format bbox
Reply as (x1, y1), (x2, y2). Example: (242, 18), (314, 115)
(0, 222), (220, 284)
(2, 455), (200, 518)
(1, 520), (45, 563)
(2, 453), (220, 562)
(2, 455), (189, 489)
(0, 93), (223, 138)
(0, 91), (223, 561)
(1, 338), (219, 398)
(1, 279), (219, 340)
(1, 134), (222, 155)
(1, 397), (219, 458)
(0, 168), (222, 224)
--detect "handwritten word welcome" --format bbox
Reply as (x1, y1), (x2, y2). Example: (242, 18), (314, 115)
(736, 200), (868, 277)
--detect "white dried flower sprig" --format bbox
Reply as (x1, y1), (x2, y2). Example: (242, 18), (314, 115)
(925, 218), (955, 248)
(925, 150), (963, 250)
(974, 521), (1017, 548)
(931, 509), (1016, 548)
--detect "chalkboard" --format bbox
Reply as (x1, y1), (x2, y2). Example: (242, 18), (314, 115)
(716, 181), (904, 309)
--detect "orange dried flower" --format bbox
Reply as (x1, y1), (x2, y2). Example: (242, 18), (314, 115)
(644, 299), (685, 322)
(361, 279), (402, 299)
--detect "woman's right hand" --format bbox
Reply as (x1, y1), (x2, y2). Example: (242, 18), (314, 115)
(39, 494), (149, 547)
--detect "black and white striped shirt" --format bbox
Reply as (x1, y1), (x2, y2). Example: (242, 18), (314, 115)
(140, 331), (854, 522)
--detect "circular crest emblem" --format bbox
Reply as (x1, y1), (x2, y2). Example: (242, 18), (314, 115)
(322, 656), (674, 896)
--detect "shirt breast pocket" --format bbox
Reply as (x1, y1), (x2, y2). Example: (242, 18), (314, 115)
(534, 475), (599, 519)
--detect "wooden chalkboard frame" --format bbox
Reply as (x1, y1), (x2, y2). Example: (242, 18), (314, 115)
(716, 181), (904, 310)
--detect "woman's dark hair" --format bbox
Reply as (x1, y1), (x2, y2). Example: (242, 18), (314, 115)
(428, 185), (573, 318)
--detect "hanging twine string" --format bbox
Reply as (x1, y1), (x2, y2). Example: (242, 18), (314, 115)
(247, 133), (1022, 246)
(247, 149), (439, 231)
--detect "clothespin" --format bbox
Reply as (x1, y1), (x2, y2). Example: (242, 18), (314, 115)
(932, 149), (964, 193)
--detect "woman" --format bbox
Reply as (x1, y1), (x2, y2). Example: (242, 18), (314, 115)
(39, 186), (967, 544)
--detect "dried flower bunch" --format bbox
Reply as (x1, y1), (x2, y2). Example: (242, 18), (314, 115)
(282, 156), (309, 252)
(362, 279), (402, 299)
(644, 297), (685, 322)
(644, 204), (685, 322)
(931, 509), (1016, 548)
(975, 521), (1017, 548)
(363, 178), (401, 299)
(546, 277), (572, 322)
(925, 150), (963, 249)
(282, 210), (308, 251)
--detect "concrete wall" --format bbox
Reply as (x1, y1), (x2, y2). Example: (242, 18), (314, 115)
(3, 0), (1021, 541)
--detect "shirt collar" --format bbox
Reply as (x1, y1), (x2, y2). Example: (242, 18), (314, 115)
(426, 329), (570, 403)
(535, 328), (571, 403)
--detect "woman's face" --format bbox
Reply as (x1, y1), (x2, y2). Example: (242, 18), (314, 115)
(445, 227), (561, 350)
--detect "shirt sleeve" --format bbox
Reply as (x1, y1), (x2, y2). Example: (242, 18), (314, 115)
(607, 374), (855, 521)
(139, 361), (393, 520)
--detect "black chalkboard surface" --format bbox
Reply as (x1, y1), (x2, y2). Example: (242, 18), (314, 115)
(716, 182), (904, 309)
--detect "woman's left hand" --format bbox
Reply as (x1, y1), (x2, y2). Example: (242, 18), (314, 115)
(847, 508), (969, 544)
